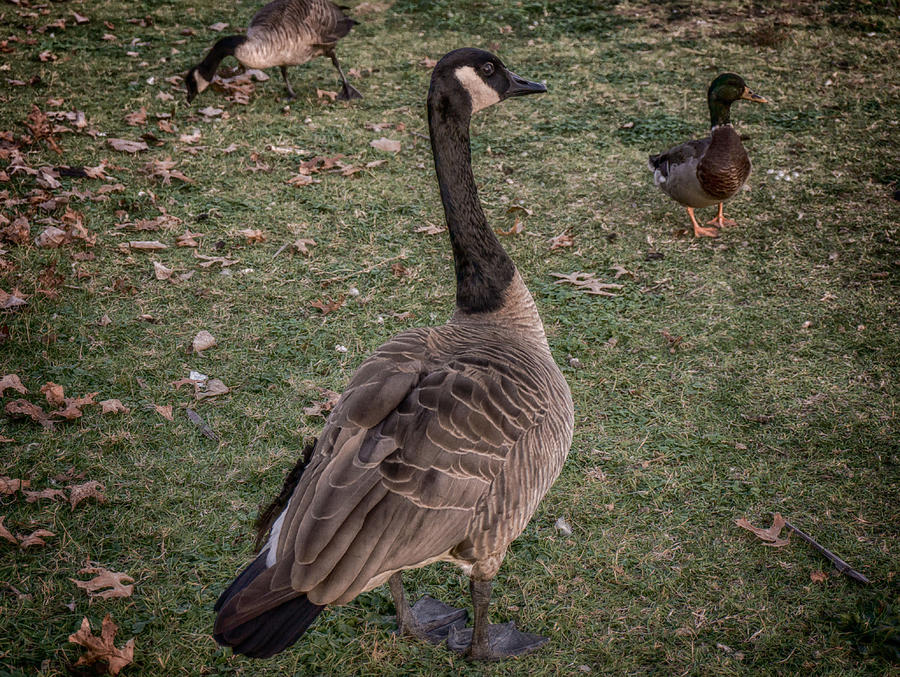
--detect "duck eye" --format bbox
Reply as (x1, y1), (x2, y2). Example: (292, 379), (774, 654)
(482, 62), (495, 77)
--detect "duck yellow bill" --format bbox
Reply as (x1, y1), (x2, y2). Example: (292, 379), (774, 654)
(741, 87), (768, 103)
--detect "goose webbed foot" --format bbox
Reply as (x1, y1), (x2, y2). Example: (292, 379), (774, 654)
(337, 82), (363, 100)
(447, 621), (547, 660)
(705, 203), (737, 228)
(687, 207), (719, 238)
(389, 573), (467, 644)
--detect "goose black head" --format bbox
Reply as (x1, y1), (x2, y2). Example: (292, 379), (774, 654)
(184, 67), (210, 103)
(428, 48), (547, 119)
(707, 73), (767, 127)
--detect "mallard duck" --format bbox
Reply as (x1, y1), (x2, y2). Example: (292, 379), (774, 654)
(648, 73), (767, 237)
(212, 48), (573, 661)
(185, 0), (361, 103)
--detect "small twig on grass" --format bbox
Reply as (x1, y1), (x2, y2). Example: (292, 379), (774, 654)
(186, 408), (218, 441)
(319, 253), (407, 286)
(272, 241), (291, 258)
(782, 518), (870, 584)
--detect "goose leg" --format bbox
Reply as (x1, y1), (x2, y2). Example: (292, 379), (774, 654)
(328, 50), (362, 101)
(447, 579), (548, 660)
(706, 203), (737, 228)
(388, 572), (467, 644)
(687, 207), (719, 238)
(280, 66), (297, 101)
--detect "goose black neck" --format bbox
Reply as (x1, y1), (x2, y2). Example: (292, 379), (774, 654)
(198, 35), (246, 81)
(427, 98), (515, 314)
(708, 98), (732, 128)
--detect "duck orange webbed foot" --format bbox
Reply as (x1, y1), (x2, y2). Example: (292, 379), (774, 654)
(706, 203), (737, 228)
(687, 207), (720, 238)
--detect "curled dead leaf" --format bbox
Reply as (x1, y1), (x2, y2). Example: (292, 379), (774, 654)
(40, 382), (65, 407)
(735, 513), (791, 548)
(0, 477), (31, 495)
(19, 528), (55, 548)
(154, 404), (174, 421)
(99, 399), (129, 415)
(72, 567), (135, 600)
(196, 378), (229, 400)
(0, 516), (17, 544)
(370, 137), (401, 153)
(68, 480), (105, 509)
(24, 488), (67, 503)
(551, 272), (623, 297)
(0, 374), (27, 397)
(128, 240), (167, 251)
(237, 228), (266, 243)
(108, 138), (148, 154)
(291, 238), (316, 256)
(35, 225), (68, 248)
(152, 261), (173, 280)
(5, 399), (52, 427)
(192, 330), (217, 353)
(68, 614), (135, 676)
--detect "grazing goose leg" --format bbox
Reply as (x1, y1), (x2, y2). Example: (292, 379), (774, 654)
(687, 206), (719, 238)
(447, 579), (547, 660)
(328, 49), (362, 100)
(279, 66), (297, 100)
(388, 573), (467, 643)
(706, 202), (738, 228)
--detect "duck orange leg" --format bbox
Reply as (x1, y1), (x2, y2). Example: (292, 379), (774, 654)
(706, 203), (737, 228)
(688, 207), (719, 237)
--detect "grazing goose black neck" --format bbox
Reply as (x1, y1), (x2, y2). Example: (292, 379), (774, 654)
(198, 35), (247, 81)
(427, 91), (515, 315)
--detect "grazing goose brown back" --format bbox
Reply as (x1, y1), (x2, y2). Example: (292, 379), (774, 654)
(213, 48), (573, 662)
(185, 0), (361, 103)
(648, 73), (767, 237)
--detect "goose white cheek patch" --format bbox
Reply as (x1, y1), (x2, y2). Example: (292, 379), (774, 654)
(454, 66), (500, 113)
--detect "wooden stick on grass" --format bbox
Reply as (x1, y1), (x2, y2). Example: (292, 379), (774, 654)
(782, 518), (871, 584)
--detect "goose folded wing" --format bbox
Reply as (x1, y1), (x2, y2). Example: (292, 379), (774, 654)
(270, 357), (539, 606)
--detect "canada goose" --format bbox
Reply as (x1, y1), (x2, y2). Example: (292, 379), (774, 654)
(185, 0), (361, 103)
(648, 73), (767, 237)
(212, 48), (573, 661)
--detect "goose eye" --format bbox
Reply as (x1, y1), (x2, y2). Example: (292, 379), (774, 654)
(482, 62), (494, 77)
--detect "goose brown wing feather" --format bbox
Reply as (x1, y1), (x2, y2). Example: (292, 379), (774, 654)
(246, 330), (545, 608)
(250, 0), (352, 46)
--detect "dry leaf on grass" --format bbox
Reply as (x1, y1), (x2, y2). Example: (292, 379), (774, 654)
(40, 382), (65, 407)
(72, 567), (135, 600)
(69, 614), (134, 676)
(198, 106), (223, 118)
(1, 477), (30, 495)
(611, 264), (635, 280)
(154, 404), (173, 421)
(99, 399), (129, 415)
(175, 230), (202, 247)
(303, 389), (340, 417)
(810, 571), (827, 583)
(68, 480), (105, 509)
(735, 513), (791, 548)
(143, 158), (193, 184)
(551, 272), (623, 297)
(310, 296), (345, 314)
(1, 289), (28, 310)
(5, 399), (53, 427)
(196, 378), (229, 400)
(192, 330), (217, 353)
(415, 223), (445, 235)
(19, 529), (55, 548)
(24, 488), (66, 503)
(237, 228), (266, 243)
(291, 238), (315, 255)
(549, 233), (574, 250)
(286, 173), (316, 187)
(128, 240), (167, 251)
(54, 392), (98, 421)
(152, 261), (173, 280)
(35, 225), (68, 248)
(208, 22), (228, 31)
(194, 253), (238, 268)
(124, 108), (146, 126)
(107, 138), (148, 154)
(0, 516), (17, 544)
(0, 374), (27, 397)
(370, 137), (401, 153)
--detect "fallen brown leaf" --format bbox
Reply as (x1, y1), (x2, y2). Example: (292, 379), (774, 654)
(370, 137), (401, 153)
(175, 230), (203, 247)
(549, 233), (573, 250)
(303, 388), (340, 417)
(291, 238), (315, 255)
(124, 108), (147, 127)
(154, 404), (173, 421)
(415, 222), (445, 235)
(34, 225), (68, 248)
(69, 614), (135, 676)
(72, 567), (135, 600)
(152, 261), (173, 280)
(68, 480), (105, 509)
(0, 477), (30, 495)
(0, 516), (17, 544)
(735, 513), (791, 548)
(5, 399), (52, 427)
(128, 240), (167, 251)
(24, 488), (67, 503)
(0, 374), (27, 397)
(551, 272), (623, 297)
(40, 382), (65, 407)
(108, 138), (148, 154)
(196, 378), (229, 400)
(810, 570), (827, 583)
(237, 228), (266, 243)
(310, 296), (345, 314)
(192, 330), (216, 353)
(99, 399), (129, 415)
(19, 528), (55, 548)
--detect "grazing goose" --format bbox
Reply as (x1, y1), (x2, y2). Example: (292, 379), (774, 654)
(648, 73), (767, 237)
(213, 48), (573, 662)
(185, 0), (361, 103)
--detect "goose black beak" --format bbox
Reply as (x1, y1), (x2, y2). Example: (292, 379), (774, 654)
(504, 69), (547, 99)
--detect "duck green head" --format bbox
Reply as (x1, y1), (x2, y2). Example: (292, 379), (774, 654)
(707, 73), (767, 127)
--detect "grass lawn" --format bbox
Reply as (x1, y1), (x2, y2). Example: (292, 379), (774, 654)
(1, 0), (898, 674)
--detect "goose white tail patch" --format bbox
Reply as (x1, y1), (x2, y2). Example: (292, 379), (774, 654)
(454, 66), (500, 113)
(264, 509), (287, 567)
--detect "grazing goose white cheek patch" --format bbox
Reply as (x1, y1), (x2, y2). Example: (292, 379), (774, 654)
(194, 72), (210, 93)
(454, 66), (500, 113)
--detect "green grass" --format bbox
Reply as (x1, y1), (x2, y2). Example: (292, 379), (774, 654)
(1, 0), (898, 675)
